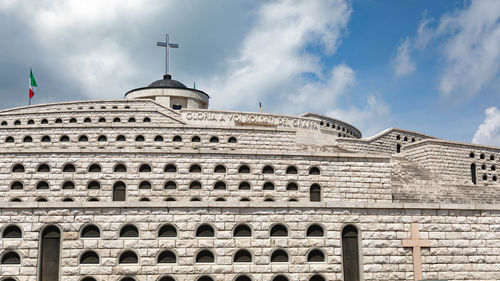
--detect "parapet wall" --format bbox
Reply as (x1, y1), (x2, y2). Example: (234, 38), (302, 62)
(336, 128), (434, 155)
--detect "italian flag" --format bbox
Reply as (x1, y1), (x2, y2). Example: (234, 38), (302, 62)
(29, 69), (37, 99)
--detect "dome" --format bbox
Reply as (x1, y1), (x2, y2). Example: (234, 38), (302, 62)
(148, 74), (187, 89)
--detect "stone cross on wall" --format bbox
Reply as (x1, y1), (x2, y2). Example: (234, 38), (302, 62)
(402, 222), (431, 281)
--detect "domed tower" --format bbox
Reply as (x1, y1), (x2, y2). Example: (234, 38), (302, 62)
(125, 74), (209, 110)
(124, 34), (209, 110)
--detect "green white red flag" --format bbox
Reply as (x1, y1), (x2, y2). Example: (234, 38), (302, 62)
(29, 69), (37, 99)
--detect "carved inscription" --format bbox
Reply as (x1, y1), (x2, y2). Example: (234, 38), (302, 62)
(183, 111), (319, 130)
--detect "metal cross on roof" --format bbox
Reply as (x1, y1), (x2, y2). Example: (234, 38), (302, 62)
(157, 34), (179, 76)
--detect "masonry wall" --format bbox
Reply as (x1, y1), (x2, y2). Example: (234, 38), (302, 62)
(336, 129), (432, 155)
(0, 151), (392, 203)
(0, 203), (499, 281)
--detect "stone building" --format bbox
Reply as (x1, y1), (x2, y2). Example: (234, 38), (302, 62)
(0, 71), (499, 281)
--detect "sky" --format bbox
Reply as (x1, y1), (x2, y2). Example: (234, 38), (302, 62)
(1, 0), (500, 145)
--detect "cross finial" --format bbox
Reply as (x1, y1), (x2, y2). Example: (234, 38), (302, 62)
(157, 34), (179, 76)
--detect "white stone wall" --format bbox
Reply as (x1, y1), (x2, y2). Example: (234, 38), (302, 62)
(0, 203), (499, 281)
(0, 152), (392, 203)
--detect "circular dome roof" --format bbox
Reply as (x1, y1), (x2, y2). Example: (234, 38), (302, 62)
(148, 74), (187, 89)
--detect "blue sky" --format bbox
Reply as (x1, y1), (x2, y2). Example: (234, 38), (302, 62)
(1, 0), (500, 145)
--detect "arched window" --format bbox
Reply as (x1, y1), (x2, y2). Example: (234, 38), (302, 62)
(310, 184), (321, 202)
(238, 165), (250, 173)
(120, 224), (139, 238)
(270, 224), (288, 237)
(154, 135), (163, 142)
(2, 225), (22, 238)
(309, 167), (320, 175)
(233, 249), (252, 263)
(158, 276), (176, 281)
(88, 164), (101, 172)
(63, 164), (76, 172)
(28, 119), (35, 124)
(270, 249), (288, 262)
(157, 250), (176, 263)
(164, 164), (177, 173)
(264, 198), (274, 202)
(262, 165), (274, 174)
(158, 224), (177, 238)
(235, 276), (252, 281)
(164, 181), (177, 190)
(233, 224), (252, 237)
(1, 121), (7, 126)
(10, 198), (21, 202)
(214, 165), (226, 173)
(190, 181), (202, 189)
(81, 278), (97, 281)
(60, 135), (70, 142)
(238, 181), (251, 190)
(286, 182), (298, 191)
(196, 250), (215, 263)
(139, 164), (152, 172)
(214, 181), (226, 190)
(285, 166), (298, 174)
(84, 117), (91, 123)
(98, 117), (106, 123)
(69, 118), (77, 123)
(190, 197), (201, 201)
(114, 164), (127, 172)
(309, 274), (326, 281)
(78, 135), (88, 142)
(189, 164), (202, 173)
(97, 135), (107, 142)
(88, 197), (99, 202)
(191, 135), (201, 142)
(139, 197), (150, 201)
(342, 225), (360, 281)
(471, 163), (477, 184)
(118, 251), (138, 264)
(143, 117), (151, 123)
(307, 224), (324, 237)
(263, 182), (275, 190)
(23, 136), (32, 142)
(113, 117), (121, 123)
(228, 136), (237, 143)
(135, 135), (145, 142)
(11, 164), (24, 173)
(62, 197), (74, 202)
(73, 180), (93, 194)
(81, 224), (100, 238)
(41, 135), (51, 142)
(5, 136), (14, 143)
(13, 120), (21, 125)
(80, 250), (99, 264)
(39, 226), (61, 280)
(209, 136), (219, 143)
(35, 197), (48, 202)
(165, 197), (176, 201)
(240, 198), (250, 202)
(196, 224), (215, 237)
(37, 164), (50, 173)
(138, 181), (152, 189)
(121, 278), (136, 281)
(396, 143), (401, 153)
(36, 181), (49, 190)
(113, 181), (126, 201)
(197, 276), (214, 281)
(307, 249), (325, 262)
(62, 181), (75, 189)
(1, 251), (20, 264)
(116, 135), (126, 141)
(173, 135), (182, 142)
(10, 181), (23, 190)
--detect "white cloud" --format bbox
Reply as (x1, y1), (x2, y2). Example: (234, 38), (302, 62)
(472, 107), (500, 146)
(392, 37), (416, 77)
(327, 95), (391, 137)
(206, 0), (352, 111)
(410, 0), (500, 97)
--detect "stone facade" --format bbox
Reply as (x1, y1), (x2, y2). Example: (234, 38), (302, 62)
(0, 98), (499, 281)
